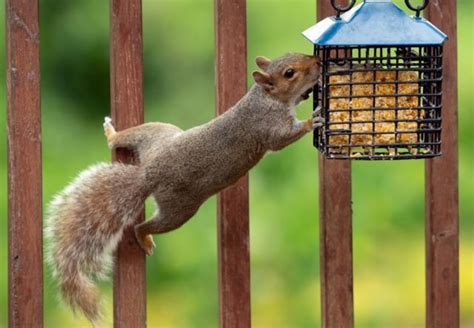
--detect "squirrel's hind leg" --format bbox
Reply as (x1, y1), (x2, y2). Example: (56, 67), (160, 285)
(134, 206), (199, 256)
(104, 120), (182, 150)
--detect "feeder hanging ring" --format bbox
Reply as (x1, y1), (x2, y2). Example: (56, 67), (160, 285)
(330, 0), (356, 19)
(405, 0), (429, 17)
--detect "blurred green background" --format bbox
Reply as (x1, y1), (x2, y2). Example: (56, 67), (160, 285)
(0, 0), (472, 327)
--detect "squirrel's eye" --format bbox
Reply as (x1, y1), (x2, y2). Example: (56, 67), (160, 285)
(284, 68), (295, 79)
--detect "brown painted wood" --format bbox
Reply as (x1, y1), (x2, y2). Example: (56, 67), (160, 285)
(316, 1), (354, 327)
(425, 2), (460, 327)
(318, 155), (353, 327)
(110, 0), (146, 327)
(6, 0), (43, 327)
(214, 0), (250, 327)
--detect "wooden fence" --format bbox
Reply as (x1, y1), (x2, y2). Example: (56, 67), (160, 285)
(6, 0), (458, 327)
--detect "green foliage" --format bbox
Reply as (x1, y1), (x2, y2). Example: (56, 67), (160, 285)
(0, 0), (472, 327)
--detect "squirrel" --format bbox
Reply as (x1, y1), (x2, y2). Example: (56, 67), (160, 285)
(45, 53), (323, 325)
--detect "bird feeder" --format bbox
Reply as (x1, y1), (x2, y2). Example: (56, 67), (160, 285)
(303, 0), (447, 160)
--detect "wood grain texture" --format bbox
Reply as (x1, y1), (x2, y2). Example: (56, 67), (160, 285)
(110, 0), (146, 327)
(214, 0), (250, 327)
(316, 1), (354, 327)
(425, 1), (460, 327)
(318, 155), (353, 327)
(6, 0), (43, 327)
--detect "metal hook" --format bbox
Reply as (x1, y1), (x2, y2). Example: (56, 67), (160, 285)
(405, 0), (429, 18)
(330, 0), (357, 19)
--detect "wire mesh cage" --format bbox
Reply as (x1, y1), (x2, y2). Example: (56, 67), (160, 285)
(303, 0), (447, 160)
(313, 44), (443, 159)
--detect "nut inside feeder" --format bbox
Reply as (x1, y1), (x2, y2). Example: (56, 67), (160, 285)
(303, 0), (447, 160)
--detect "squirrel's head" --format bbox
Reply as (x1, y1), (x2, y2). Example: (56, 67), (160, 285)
(252, 53), (320, 105)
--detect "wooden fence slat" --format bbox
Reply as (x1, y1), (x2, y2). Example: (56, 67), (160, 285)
(110, 0), (146, 327)
(318, 155), (353, 326)
(214, 0), (250, 327)
(6, 0), (43, 327)
(425, 2), (460, 327)
(316, 1), (354, 327)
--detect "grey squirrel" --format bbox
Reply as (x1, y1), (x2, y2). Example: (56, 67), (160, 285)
(45, 53), (323, 325)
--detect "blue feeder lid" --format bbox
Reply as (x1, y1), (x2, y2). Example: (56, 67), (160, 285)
(303, 0), (447, 46)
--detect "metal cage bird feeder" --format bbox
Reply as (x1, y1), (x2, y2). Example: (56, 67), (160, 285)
(303, 0), (447, 160)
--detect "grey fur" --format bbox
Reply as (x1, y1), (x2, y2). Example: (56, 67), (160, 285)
(46, 53), (321, 325)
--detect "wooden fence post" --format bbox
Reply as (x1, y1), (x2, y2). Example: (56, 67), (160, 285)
(425, 1), (460, 327)
(214, 0), (251, 327)
(110, 0), (146, 326)
(6, 0), (43, 327)
(316, 1), (354, 327)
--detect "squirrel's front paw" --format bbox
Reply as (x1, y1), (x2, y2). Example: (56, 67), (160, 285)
(312, 106), (325, 129)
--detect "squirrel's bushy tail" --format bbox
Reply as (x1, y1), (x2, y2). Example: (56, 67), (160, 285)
(45, 163), (147, 325)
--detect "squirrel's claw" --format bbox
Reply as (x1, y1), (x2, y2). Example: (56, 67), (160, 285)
(312, 106), (324, 129)
(313, 120), (324, 129)
(312, 106), (322, 118)
(139, 234), (156, 256)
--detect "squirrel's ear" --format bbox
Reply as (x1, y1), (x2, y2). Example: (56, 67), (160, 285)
(255, 56), (272, 70)
(252, 71), (273, 90)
